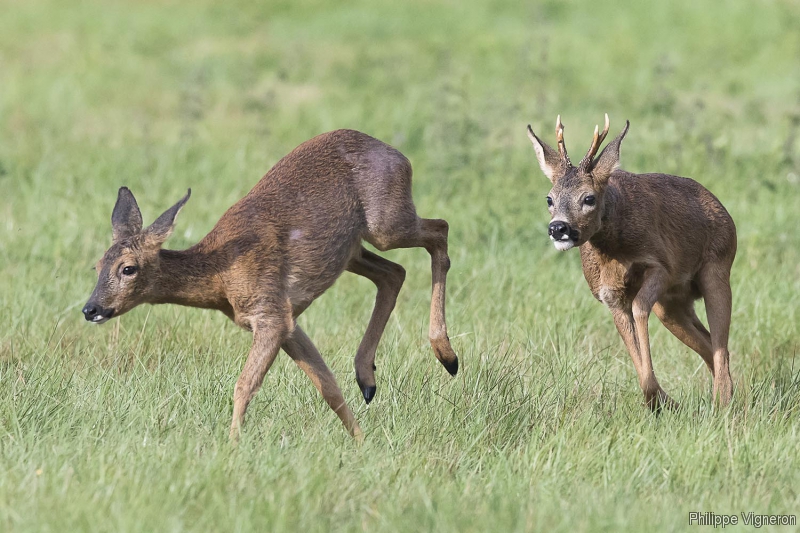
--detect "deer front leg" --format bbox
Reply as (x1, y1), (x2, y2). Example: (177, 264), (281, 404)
(282, 326), (364, 442)
(631, 267), (677, 411)
(611, 306), (675, 412)
(230, 312), (291, 441)
(610, 307), (644, 381)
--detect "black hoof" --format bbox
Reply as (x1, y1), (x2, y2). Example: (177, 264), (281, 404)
(441, 356), (459, 376)
(361, 385), (376, 404)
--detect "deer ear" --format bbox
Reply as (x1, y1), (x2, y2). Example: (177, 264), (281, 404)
(143, 189), (191, 248)
(527, 125), (564, 183)
(111, 187), (143, 242)
(591, 121), (629, 185)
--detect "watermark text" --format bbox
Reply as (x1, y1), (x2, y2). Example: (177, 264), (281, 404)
(689, 512), (796, 528)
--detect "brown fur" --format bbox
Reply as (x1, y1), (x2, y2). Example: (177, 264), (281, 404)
(527, 116), (736, 409)
(83, 129), (459, 440)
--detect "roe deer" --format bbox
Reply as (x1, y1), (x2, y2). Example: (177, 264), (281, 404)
(526, 115), (736, 409)
(82, 129), (459, 440)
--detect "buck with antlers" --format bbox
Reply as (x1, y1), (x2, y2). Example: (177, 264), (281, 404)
(526, 115), (736, 409)
(82, 129), (459, 440)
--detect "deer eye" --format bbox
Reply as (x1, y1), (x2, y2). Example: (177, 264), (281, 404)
(584, 195), (596, 206)
(121, 266), (138, 276)
(546, 196), (554, 207)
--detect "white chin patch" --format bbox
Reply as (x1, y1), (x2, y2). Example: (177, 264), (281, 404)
(553, 240), (575, 251)
(92, 316), (110, 324)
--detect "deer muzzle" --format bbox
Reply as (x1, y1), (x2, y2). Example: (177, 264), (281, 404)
(548, 220), (579, 251)
(82, 303), (115, 324)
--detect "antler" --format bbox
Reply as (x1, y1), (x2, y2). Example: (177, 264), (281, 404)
(579, 113), (610, 170)
(555, 115), (572, 167)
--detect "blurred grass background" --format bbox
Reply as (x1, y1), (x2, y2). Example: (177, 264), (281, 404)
(1, 0), (800, 531)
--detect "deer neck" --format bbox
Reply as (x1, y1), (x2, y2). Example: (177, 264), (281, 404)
(148, 247), (227, 311)
(586, 184), (624, 257)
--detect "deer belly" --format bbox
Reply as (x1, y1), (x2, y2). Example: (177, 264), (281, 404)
(284, 233), (361, 308)
(284, 265), (343, 308)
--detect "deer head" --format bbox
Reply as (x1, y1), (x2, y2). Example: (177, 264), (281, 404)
(82, 187), (190, 323)
(527, 114), (629, 251)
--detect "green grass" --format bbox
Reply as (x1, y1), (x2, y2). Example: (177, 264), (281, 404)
(2, 0), (800, 531)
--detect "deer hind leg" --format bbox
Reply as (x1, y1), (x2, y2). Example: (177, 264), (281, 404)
(698, 265), (734, 406)
(346, 247), (406, 404)
(367, 217), (459, 376)
(653, 298), (714, 374)
(231, 311), (292, 441)
(282, 326), (363, 441)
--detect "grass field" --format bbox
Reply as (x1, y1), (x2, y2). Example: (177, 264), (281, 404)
(2, 0), (800, 531)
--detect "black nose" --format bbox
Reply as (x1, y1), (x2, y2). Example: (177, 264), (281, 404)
(82, 304), (100, 321)
(549, 221), (571, 239)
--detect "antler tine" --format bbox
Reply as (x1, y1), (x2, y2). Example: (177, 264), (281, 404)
(579, 113), (611, 170)
(555, 115), (571, 166)
(598, 112), (610, 146)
